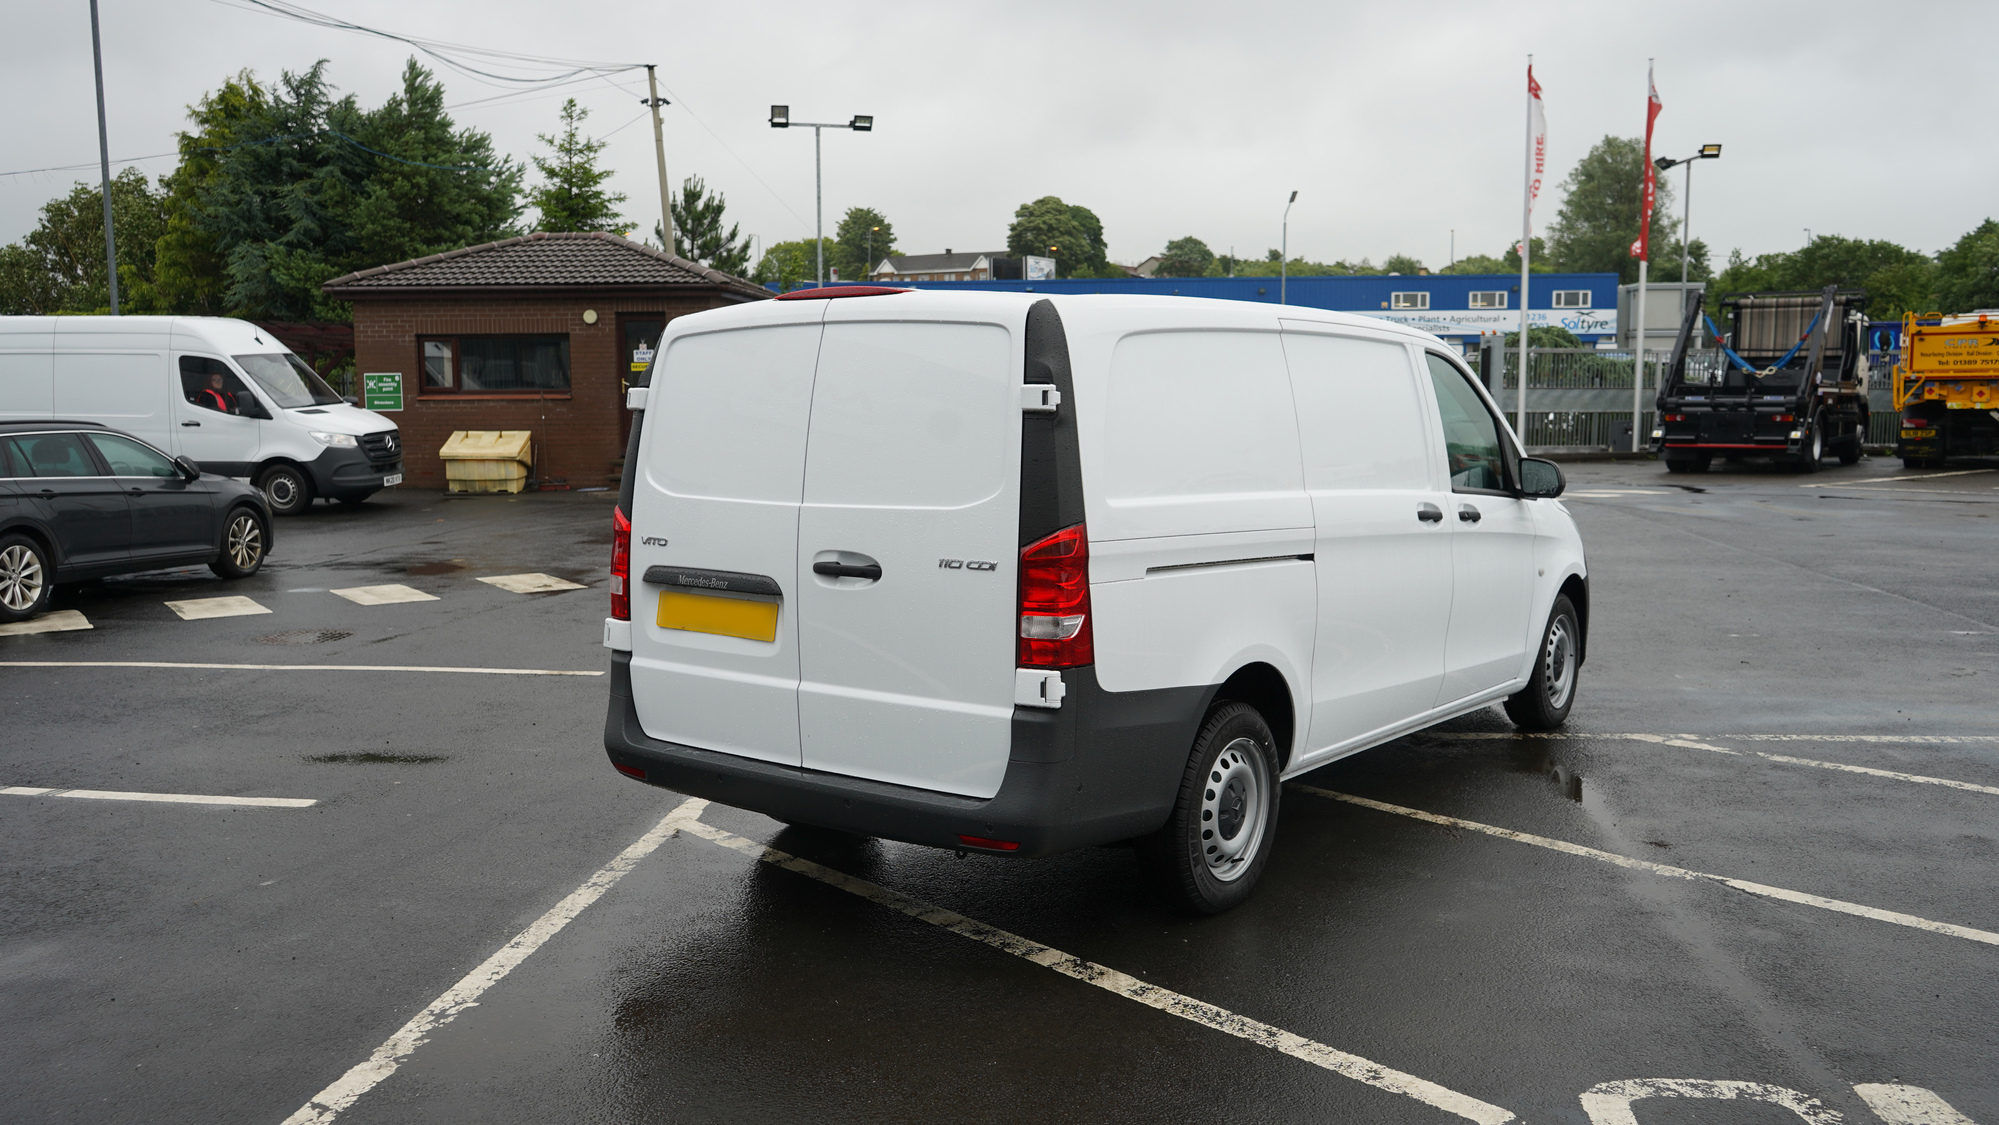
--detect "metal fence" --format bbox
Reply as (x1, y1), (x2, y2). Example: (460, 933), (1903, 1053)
(1485, 347), (1901, 452)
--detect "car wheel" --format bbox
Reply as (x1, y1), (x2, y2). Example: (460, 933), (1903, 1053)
(1140, 701), (1281, 914)
(257, 464), (313, 516)
(1794, 417), (1824, 473)
(0, 533), (54, 624)
(1837, 436), (1862, 465)
(210, 507), (269, 579)
(1505, 595), (1580, 731)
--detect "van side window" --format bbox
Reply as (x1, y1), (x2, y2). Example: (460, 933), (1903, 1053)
(1423, 353), (1507, 492)
(2, 433), (101, 478)
(86, 432), (180, 478)
(180, 356), (249, 414)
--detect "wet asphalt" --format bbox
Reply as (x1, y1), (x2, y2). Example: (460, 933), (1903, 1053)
(3, 460), (1996, 1124)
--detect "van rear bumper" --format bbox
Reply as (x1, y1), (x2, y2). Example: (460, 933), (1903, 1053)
(603, 653), (1209, 858)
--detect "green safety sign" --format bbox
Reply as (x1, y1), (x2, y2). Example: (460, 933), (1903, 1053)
(363, 372), (403, 411)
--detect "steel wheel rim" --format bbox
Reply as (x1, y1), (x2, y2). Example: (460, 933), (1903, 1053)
(227, 514), (263, 569)
(1200, 736), (1270, 882)
(1808, 427), (1822, 462)
(1544, 616), (1576, 710)
(266, 474), (298, 508)
(1, 544), (44, 611)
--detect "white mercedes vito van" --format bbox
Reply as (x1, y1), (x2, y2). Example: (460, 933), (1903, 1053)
(603, 288), (1587, 911)
(0, 316), (403, 514)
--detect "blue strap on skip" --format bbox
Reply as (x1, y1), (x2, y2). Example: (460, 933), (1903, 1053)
(1705, 310), (1824, 378)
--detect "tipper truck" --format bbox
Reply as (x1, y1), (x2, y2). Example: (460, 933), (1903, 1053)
(1893, 310), (1999, 468)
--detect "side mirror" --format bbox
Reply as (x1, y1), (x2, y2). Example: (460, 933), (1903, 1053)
(175, 455), (203, 481)
(342, 395), (359, 406)
(1517, 457), (1565, 498)
(238, 397), (271, 420)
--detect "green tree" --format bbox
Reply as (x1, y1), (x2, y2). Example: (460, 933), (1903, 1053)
(1157, 236), (1214, 278)
(832, 207), (895, 282)
(660, 175), (749, 275)
(1502, 325), (1584, 349)
(529, 98), (625, 233)
(150, 71), (267, 315)
(1007, 196), (1109, 278)
(1932, 219), (1999, 313)
(1382, 253), (1425, 275)
(1502, 236), (1553, 275)
(1712, 234), (1935, 318)
(0, 167), (168, 315)
(1545, 136), (1704, 283)
(1443, 253), (1510, 275)
(751, 238), (834, 292)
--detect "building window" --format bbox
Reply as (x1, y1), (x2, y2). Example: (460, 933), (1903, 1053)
(1552, 290), (1591, 308)
(417, 335), (570, 394)
(1391, 292), (1430, 310)
(1469, 291), (1507, 309)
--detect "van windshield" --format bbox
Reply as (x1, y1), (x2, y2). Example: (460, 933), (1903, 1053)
(233, 353), (344, 408)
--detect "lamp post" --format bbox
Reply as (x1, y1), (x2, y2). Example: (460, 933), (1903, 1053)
(769, 106), (873, 288)
(1280, 190), (1298, 305)
(1652, 144), (1721, 291)
(867, 225), (878, 281)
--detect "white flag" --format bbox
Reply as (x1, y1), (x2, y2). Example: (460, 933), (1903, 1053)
(1526, 64), (1548, 226)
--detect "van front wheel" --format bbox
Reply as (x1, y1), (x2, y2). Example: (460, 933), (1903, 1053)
(257, 464), (313, 516)
(1141, 702), (1280, 914)
(1504, 595), (1580, 731)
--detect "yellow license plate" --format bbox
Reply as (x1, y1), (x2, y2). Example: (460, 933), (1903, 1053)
(1902, 429), (1937, 438)
(656, 589), (780, 642)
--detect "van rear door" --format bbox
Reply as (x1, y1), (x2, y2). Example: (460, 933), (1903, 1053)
(625, 307), (826, 767)
(794, 311), (1021, 798)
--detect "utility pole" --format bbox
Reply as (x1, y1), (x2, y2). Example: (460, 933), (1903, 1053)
(644, 67), (673, 255)
(89, 0), (119, 315)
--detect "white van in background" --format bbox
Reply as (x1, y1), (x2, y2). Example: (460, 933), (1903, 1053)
(0, 316), (403, 514)
(602, 289), (1589, 912)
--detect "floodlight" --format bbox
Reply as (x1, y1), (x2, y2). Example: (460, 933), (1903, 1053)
(1655, 156), (1675, 171)
(1288, 190), (1299, 203)
(850, 115), (873, 131)
(769, 105), (789, 128)
(1700, 144), (1722, 158)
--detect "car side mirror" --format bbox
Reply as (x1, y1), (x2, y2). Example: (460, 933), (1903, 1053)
(1517, 457), (1565, 498)
(342, 395), (359, 406)
(238, 398), (271, 420)
(175, 455), (203, 481)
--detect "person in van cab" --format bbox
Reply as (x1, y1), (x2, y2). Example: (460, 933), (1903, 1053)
(194, 371), (239, 414)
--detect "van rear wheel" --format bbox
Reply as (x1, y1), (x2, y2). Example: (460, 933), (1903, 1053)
(1141, 702), (1280, 914)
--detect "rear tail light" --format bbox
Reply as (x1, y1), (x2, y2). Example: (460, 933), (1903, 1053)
(1018, 523), (1093, 668)
(1663, 414), (1685, 422)
(1773, 414), (1794, 423)
(610, 505), (632, 621)
(1901, 416), (1926, 428)
(958, 834), (1020, 851)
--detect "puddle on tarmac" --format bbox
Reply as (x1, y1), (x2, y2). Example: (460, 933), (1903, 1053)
(305, 752), (449, 765)
(406, 560), (468, 575)
(1509, 739), (1585, 802)
(256, 629), (353, 645)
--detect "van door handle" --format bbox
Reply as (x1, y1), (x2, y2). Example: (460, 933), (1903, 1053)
(812, 561), (882, 581)
(181, 421), (201, 427)
(1417, 503), (1443, 523)
(1458, 504), (1482, 523)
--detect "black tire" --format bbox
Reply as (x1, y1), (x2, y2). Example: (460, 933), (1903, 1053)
(0, 532), (54, 624)
(1837, 439), (1862, 466)
(1663, 454), (1710, 474)
(257, 464), (313, 516)
(209, 506), (269, 579)
(1794, 416), (1824, 473)
(1140, 701), (1281, 915)
(1504, 595), (1580, 731)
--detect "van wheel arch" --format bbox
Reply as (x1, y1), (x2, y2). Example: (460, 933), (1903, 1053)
(1558, 574), (1589, 666)
(255, 459), (314, 515)
(1209, 662), (1296, 771)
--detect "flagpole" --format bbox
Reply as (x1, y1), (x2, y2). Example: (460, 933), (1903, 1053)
(1629, 58), (1655, 454)
(1631, 257), (1649, 450)
(1517, 56), (1534, 439)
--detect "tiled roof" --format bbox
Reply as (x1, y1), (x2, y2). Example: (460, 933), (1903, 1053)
(876, 250), (1005, 274)
(321, 231), (768, 299)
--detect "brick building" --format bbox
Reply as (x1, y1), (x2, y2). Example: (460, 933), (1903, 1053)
(322, 231), (768, 489)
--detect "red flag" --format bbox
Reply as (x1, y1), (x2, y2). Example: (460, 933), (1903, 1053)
(1631, 64), (1662, 260)
(1526, 65), (1547, 221)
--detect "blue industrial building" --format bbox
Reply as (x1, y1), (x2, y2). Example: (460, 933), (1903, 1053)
(783, 272), (1623, 345)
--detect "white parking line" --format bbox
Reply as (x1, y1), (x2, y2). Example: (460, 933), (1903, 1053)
(0, 661), (602, 675)
(330, 584), (438, 606)
(1292, 785), (1999, 948)
(280, 797), (710, 1125)
(1450, 732), (1999, 795)
(0, 609), (91, 636)
(1802, 468), (1995, 486)
(1579, 1079), (1838, 1124)
(1854, 1083), (1980, 1124)
(164, 595), (271, 620)
(477, 573), (585, 594)
(676, 814), (1516, 1124)
(1, 785), (315, 808)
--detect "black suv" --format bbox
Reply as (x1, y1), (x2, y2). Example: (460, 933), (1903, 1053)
(0, 421), (273, 622)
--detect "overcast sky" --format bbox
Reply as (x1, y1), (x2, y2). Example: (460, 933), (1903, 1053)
(4, 0), (1990, 274)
